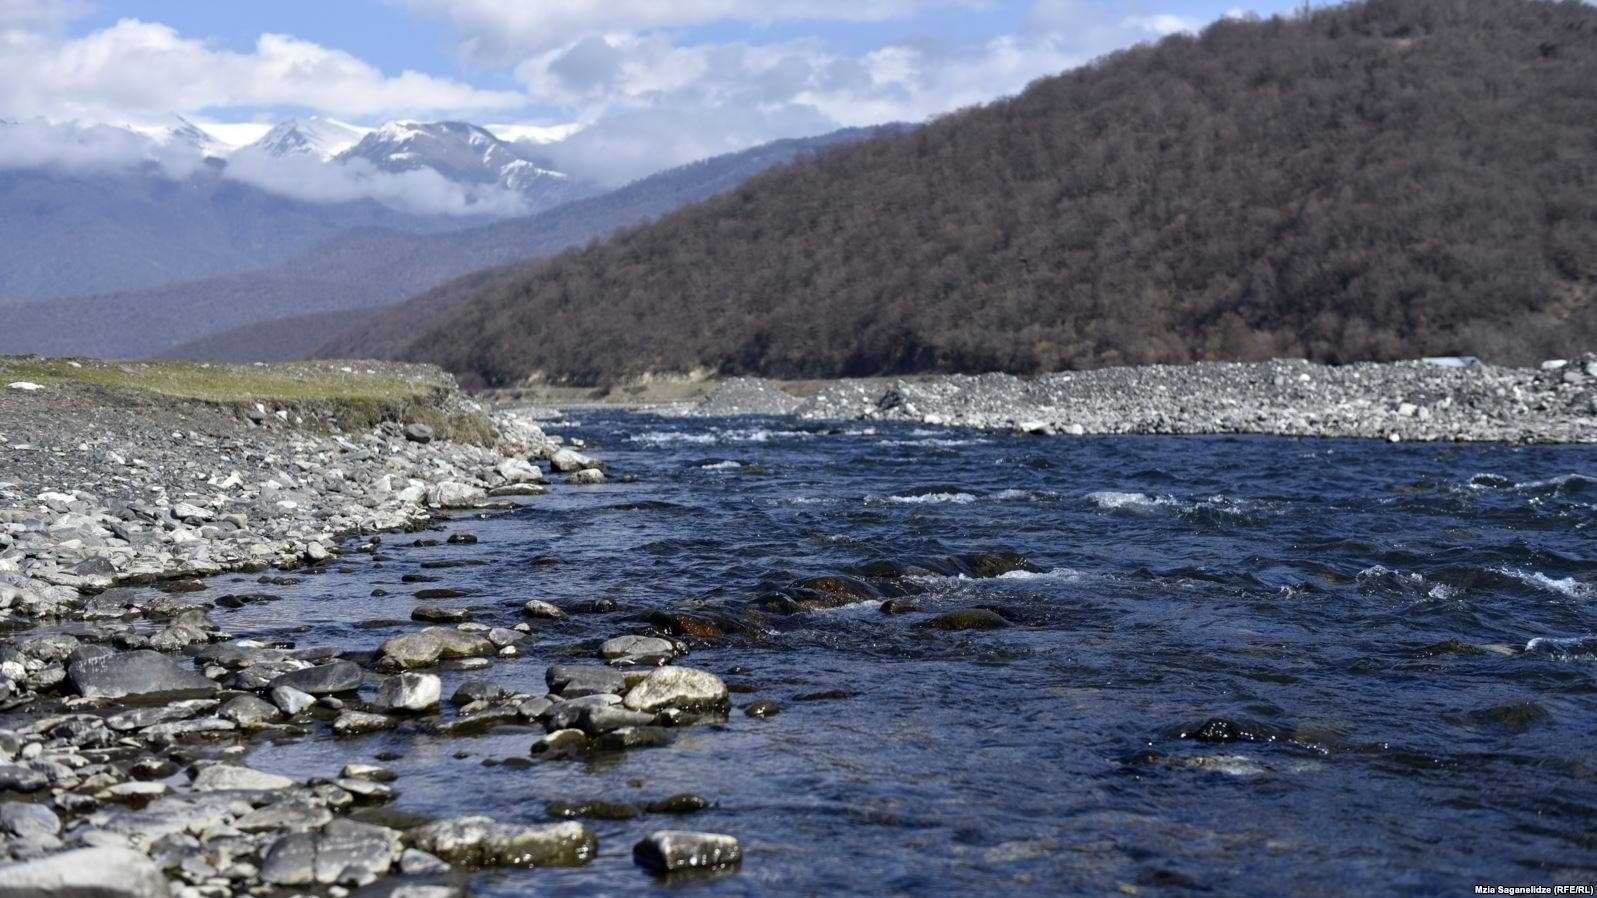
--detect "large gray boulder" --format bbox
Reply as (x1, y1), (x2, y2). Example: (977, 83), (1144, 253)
(0, 845), (170, 897)
(67, 650), (217, 700)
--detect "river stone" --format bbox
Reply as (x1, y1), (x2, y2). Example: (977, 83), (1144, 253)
(67, 650), (217, 700)
(633, 831), (742, 874)
(523, 600), (567, 620)
(269, 660), (363, 695)
(541, 694), (623, 731)
(1, 803), (61, 841)
(334, 711), (394, 736)
(193, 763), (294, 791)
(622, 666), (730, 713)
(220, 694), (282, 726)
(377, 673), (442, 713)
(261, 820), (397, 886)
(546, 664), (627, 698)
(406, 817), (596, 868)
(569, 468), (606, 485)
(0, 846), (170, 897)
(381, 628), (494, 669)
(531, 729), (589, 760)
(919, 608), (1010, 631)
(235, 800), (333, 834)
(600, 635), (676, 661)
(271, 685), (317, 715)
(548, 448), (596, 473)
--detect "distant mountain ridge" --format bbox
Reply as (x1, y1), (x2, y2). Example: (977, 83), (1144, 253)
(379, 0), (1597, 388)
(0, 125), (898, 360)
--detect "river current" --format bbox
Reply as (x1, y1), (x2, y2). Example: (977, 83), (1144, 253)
(208, 411), (1594, 896)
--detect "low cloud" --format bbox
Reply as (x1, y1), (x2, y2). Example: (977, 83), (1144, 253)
(0, 119), (529, 217)
(226, 150), (530, 217)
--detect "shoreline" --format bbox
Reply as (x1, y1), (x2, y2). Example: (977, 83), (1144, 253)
(0, 359), (622, 897)
(624, 355), (1597, 444)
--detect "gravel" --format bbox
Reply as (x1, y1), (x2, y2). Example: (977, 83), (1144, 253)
(783, 355), (1597, 442)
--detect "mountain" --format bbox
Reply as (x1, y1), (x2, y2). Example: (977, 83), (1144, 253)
(0, 126), (894, 360)
(243, 117), (368, 161)
(334, 121), (600, 214)
(0, 163), (460, 302)
(378, 0), (1597, 389)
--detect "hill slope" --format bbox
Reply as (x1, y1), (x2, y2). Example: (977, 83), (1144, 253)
(387, 0), (1597, 389)
(0, 126), (891, 360)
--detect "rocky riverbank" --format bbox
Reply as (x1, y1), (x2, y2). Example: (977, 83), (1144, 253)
(682, 355), (1597, 442)
(0, 359), (749, 898)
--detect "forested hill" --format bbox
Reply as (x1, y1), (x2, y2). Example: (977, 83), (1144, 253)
(392, 0), (1597, 389)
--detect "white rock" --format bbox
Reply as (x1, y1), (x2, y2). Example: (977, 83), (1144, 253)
(6, 382), (43, 392)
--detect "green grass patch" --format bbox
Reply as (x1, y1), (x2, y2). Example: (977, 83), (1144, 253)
(0, 358), (435, 403)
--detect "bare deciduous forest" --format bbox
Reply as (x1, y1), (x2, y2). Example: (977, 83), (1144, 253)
(392, 0), (1597, 388)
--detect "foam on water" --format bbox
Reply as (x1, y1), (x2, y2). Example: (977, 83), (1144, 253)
(877, 491), (979, 505)
(1496, 567), (1592, 598)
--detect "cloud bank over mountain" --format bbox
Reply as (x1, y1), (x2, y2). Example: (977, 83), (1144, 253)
(0, 2), (1247, 191)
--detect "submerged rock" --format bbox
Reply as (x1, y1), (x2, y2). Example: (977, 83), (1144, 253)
(918, 608), (1010, 631)
(67, 650), (217, 700)
(633, 830), (742, 875)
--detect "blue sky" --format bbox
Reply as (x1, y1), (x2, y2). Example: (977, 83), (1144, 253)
(2, 0), (1307, 181)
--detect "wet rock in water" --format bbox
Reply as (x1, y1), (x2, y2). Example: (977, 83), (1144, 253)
(414, 588), (468, 600)
(0, 846), (170, 897)
(542, 694), (622, 729)
(377, 672), (443, 712)
(600, 635), (678, 662)
(573, 704), (657, 736)
(549, 448), (598, 474)
(192, 763), (295, 791)
(594, 726), (673, 752)
(344, 763), (399, 782)
(381, 628), (494, 669)
(531, 729), (590, 760)
(1465, 700), (1549, 732)
(645, 794), (713, 815)
(220, 694), (283, 726)
(451, 680), (508, 706)
(271, 684), (317, 715)
(270, 660), (363, 695)
(918, 608), (1010, 631)
(261, 819), (399, 885)
(335, 711), (395, 736)
(743, 699), (783, 719)
(412, 606), (472, 623)
(432, 705), (520, 737)
(547, 664), (628, 698)
(880, 599), (920, 615)
(235, 800), (333, 833)
(406, 817), (597, 867)
(569, 598), (618, 614)
(1171, 718), (1282, 744)
(569, 468), (606, 485)
(633, 830), (742, 875)
(641, 610), (729, 638)
(546, 798), (640, 820)
(523, 600), (567, 620)
(448, 532), (479, 544)
(788, 575), (881, 610)
(622, 666), (730, 714)
(67, 650), (218, 700)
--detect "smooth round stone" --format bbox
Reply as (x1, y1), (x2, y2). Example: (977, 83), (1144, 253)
(375, 672), (442, 712)
(268, 660), (363, 695)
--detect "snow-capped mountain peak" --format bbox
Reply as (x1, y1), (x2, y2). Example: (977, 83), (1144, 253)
(246, 117), (370, 161)
(121, 115), (231, 158)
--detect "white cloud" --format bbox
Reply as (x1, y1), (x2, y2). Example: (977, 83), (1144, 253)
(0, 0), (92, 28)
(508, 1), (1199, 184)
(0, 18), (526, 123)
(394, 0), (985, 57)
(0, 119), (205, 178)
(225, 151), (530, 217)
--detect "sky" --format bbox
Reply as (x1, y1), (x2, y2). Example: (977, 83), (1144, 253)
(0, 0), (1306, 185)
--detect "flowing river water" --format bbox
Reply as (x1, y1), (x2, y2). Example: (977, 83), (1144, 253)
(197, 410), (1595, 896)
